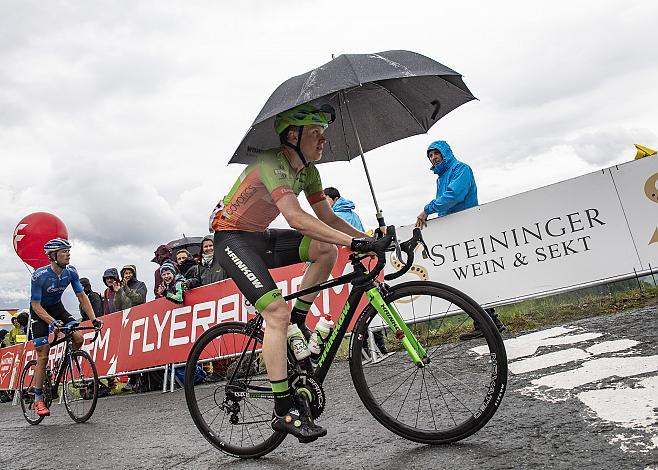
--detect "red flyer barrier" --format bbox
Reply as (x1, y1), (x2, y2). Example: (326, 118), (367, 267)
(5, 250), (372, 389)
(114, 250), (368, 373)
(0, 344), (24, 390)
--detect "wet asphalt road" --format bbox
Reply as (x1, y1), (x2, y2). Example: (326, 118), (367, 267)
(1, 306), (656, 469)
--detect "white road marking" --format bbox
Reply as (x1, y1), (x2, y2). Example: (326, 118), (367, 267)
(509, 348), (589, 374)
(531, 355), (658, 389)
(472, 326), (602, 360)
(471, 325), (658, 454)
(509, 340), (640, 374)
(585, 339), (640, 355)
(578, 375), (658, 428)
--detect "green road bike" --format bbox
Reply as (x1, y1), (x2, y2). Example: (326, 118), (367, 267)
(185, 227), (508, 458)
(19, 323), (101, 425)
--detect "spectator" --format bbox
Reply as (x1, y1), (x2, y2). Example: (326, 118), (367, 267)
(114, 265), (147, 310)
(79, 277), (103, 321)
(8, 315), (24, 346)
(101, 268), (121, 316)
(184, 235), (228, 382)
(185, 235), (227, 289)
(175, 249), (197, 279)
(153, 244), (173, 298)
(157, 261), (185, 304)
(0, 329), (7, 348)
(324, 186), (388, 357)
(415, 140), (505, 340)
(323, 187), (365, 231)
(113, 265), (147, 393)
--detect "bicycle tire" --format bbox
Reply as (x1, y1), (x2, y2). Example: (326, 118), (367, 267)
(350, 281), (507, 444)
(62, 350), (99, 423)
(18, 360), (49, 425)
(185, 322), (286, 459)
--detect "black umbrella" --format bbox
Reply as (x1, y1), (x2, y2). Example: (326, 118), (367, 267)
(151, 236), (203, 262)
(167, 236), (203, 256)
(229, 50), (475, 227)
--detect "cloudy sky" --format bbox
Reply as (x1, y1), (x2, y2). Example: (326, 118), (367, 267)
(2, 0), (657, 311)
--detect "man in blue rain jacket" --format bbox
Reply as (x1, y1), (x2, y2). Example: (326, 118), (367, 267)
(416, 140), (505, 340)
(416, 140), (478, 226)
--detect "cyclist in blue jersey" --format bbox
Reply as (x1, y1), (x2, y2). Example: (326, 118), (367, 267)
(29, 238), (102, 417)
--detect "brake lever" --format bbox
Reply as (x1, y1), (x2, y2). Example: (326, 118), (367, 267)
(414, 228), (434, 262)
(388, 225), (402, 262)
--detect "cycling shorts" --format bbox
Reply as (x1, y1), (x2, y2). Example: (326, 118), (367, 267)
(214, 229), (312, 312)
(30, 302), (76, 347)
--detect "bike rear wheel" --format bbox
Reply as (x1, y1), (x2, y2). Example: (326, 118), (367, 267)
(350, 281), (507, 444)
(62, 350), (99, 423)
(18, 360), (50, 425)
(185, 321), (286, 459)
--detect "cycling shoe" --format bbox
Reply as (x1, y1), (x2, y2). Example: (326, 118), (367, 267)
(35, 400), (50, 416)
(271, 408), (327, 443)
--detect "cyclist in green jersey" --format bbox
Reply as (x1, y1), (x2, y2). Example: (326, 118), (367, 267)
(211, 104), (376, 442)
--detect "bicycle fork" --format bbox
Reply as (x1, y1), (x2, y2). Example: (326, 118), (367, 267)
(366, 287), (428, 367)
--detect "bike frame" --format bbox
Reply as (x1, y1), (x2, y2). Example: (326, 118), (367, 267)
(48, 335), (75, 394)
(238, 254), (428, 387)
(42, 326), (98, 397)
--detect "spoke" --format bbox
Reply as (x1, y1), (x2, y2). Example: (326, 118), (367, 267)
(374, 366), (422, 407)
(396, 368), (420, 420)
(195, 389), (222, 403)
(427, 363), (458, 426)
(427, 365), (475, 416)
(365, 362), (418, 388)
(201, 403), (222, 416)
(423, 369), (438, 430)
(242, 399), (271, 416)
(432, 362), (487, 396)
(244, 400), (268, 443)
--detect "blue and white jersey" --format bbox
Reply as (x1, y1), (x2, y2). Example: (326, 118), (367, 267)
(30, 265), (84, 306)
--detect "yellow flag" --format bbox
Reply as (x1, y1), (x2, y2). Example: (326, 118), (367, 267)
(635, 144), (657, 160)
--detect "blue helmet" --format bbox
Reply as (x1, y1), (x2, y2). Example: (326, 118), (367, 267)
(44, 238), (71, 254)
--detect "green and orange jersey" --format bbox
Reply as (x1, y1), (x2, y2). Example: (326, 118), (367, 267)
(212, 148), (325, 232)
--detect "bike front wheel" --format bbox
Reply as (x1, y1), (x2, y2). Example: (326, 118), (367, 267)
(18, 360), (49, 425)
(350, 281), (507, 444)
(185, 321), (286, 459)
(62, 350), (99, 423)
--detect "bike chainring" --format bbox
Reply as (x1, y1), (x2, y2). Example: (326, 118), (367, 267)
(290, 373), (325, 419)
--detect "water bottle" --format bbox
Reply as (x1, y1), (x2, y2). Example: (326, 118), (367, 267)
(308, 315), (334, 355)
(287, 324), (311, 360)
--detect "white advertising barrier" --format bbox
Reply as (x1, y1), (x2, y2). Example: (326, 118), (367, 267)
(0, 310), (17, 329)
(382, 156), (658, 324)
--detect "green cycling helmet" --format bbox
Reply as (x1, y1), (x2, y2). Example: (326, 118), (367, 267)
(274, 104), (335, 135)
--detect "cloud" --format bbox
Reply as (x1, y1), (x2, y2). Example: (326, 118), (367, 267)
(1, 1), (658, 308)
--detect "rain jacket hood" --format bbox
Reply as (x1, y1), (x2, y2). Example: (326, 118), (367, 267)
(121, 264), (139, 279)
(102, 268), (120, 287)
(331, 197), (365, 231)
(423, 141), (478, 217)
(427, 140), (456, 177)
(114, 265), (147, 309)
(153, 244), (172, 265)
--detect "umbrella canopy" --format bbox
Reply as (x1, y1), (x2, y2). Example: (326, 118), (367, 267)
(167, 236), (203, 257)
(230, 50), (475, 165)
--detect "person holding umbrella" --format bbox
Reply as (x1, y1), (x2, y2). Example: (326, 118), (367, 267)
(415, 140), (505, 339)
(211, 104), (376, 442)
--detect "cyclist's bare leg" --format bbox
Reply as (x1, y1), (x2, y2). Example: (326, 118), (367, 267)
(71, 331), (83, 350)
(298, 240), (338, 304)
(33, 344), (50, 389)
(260, 298), (291, 381)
